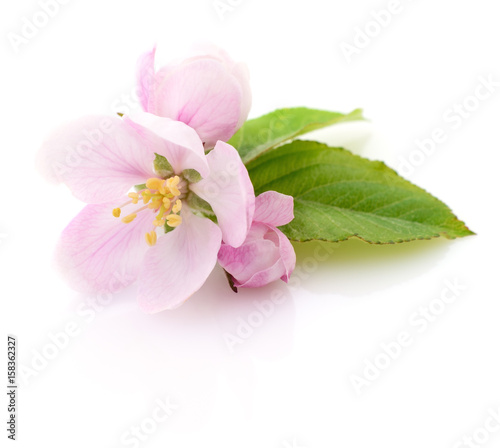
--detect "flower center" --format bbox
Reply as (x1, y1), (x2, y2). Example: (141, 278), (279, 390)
(112, 175), (186, 247)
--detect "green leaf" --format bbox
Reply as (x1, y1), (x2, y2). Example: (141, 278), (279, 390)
(246, 140), (474, 244)
(228, 107), (364, 164)
(153, 153), (173, 178)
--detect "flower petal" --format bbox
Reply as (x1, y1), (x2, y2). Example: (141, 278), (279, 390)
(138, 211), (222, 313)
(136, 46), (156, 111)
(37, 115), (157, 203)
(231, 61), (252, 131)
(218, 223), (295, 288)
(126, 112), (209, 178)
(150, 58), (244, 148)
(275, 226), (296, 283)
(218, 224), (279, 287)
(253, 191), (295, 226)
(178, 45), (251, 125)
(55, 201), (153, 294)
(190, 141), (255, 247)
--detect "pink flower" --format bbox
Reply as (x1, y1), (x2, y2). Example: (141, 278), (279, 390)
(37, 112), (255, 312)
(137, 44), (252, 149)
(218, 191), (296, 289)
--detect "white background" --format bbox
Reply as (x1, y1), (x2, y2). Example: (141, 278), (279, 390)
(1, 1), (500, 447)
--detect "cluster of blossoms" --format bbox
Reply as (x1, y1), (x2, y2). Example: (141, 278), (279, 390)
(38, 45), (296, 313)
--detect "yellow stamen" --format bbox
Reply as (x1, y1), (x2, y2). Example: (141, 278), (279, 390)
(149, 197), (162, 209)
(146, 178), (164, 190)
(121, 213), (137, 224)
(166, 214), (182, 228)
(152, 219), (165, 227)
(166, 176), (181, 196)
(155, 205), (166, 221)
(169, 185), (181, 196)
(172, 199), (182, 214)
(166, 176), (180, 188)
(128, 192), (139, 204)
(114, 174), (185, 244)
(145, 231), (157, 247)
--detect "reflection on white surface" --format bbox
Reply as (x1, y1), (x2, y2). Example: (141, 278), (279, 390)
(293, 237), (450, 297)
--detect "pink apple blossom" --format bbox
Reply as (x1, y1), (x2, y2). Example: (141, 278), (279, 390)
(37, 112), (254, 312)
(218, 191), (296, 288)
(136, 44), (252, 149)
